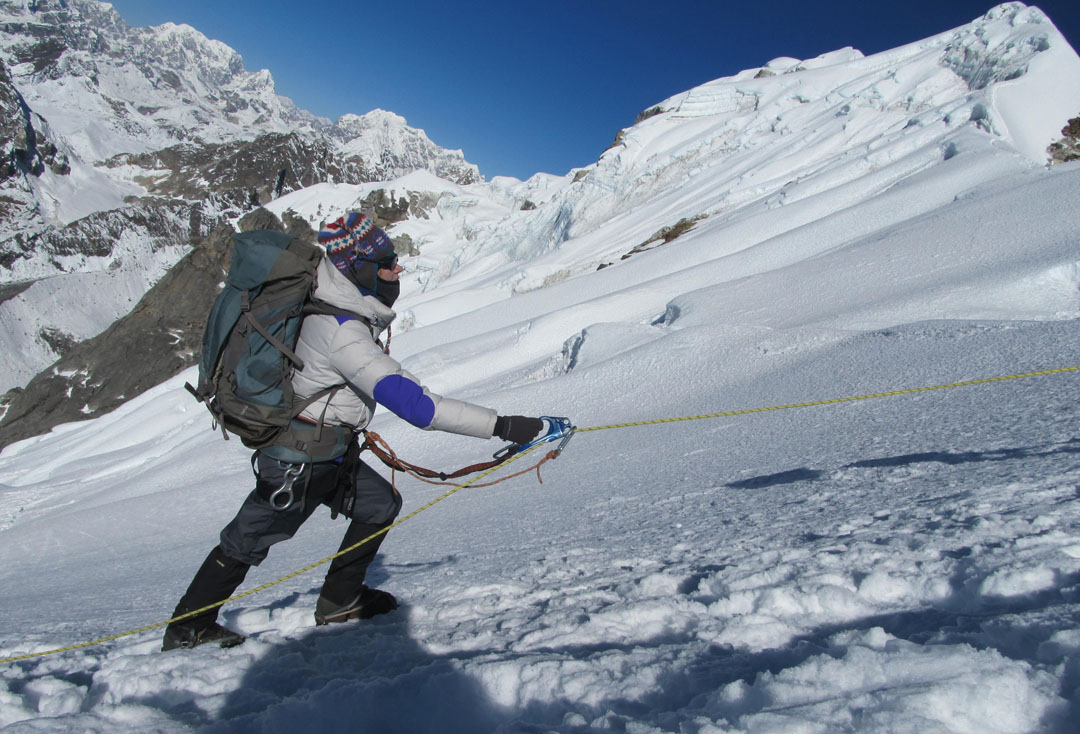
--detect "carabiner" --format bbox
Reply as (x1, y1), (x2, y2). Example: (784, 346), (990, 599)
(269, 462), (306, 511)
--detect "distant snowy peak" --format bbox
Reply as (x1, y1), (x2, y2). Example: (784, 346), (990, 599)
(0, 0), (484, 398)
(0, 0), (321, 161)
(334, 110), (480, 184)
(335, 109), (412, 139)
(0, 0), (480, 261)
(0, 0), (479, 180)
(619, 2), (1078, 165)
(131, 21), (247, 87)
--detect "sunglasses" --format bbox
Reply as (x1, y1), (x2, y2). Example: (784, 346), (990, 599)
(348, 253), (398, 273)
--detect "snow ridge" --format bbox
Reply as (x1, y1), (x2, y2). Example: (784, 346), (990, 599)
(267, 3), (1080, 328)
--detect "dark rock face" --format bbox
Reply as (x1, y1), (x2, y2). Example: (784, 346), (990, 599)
(0, 55), (68, 237)
(0, 58), (36, 231)
(0, 199), (212, 272)
(0, 222), (235, 448)
(106, 133), (365, 211)
(0, 58), (33, 180)
(0, 208), (322, 449)
(358, 188), (412, 228)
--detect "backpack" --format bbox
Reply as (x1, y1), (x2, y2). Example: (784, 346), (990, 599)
(186, 229), (361, 460)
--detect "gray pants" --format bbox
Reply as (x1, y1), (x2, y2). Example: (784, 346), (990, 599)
(168, 448), (403, 630)
(220, 452), (402, 566)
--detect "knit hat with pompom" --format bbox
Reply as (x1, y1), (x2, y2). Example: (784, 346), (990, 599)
(317, 212), (394, 274)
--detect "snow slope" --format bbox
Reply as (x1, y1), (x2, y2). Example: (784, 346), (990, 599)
(1, 161), (1078, 733)
(0, 228), (191, 391)
(266, 1), (1080, 338)
(1, 3), (1080, 733)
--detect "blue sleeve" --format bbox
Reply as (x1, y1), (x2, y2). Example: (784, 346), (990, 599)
(372, 374), (437, 428)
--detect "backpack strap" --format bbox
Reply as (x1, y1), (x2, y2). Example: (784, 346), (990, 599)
(241, 311), (305, 370)
(303, 299), (372, 328)
(303, 299), (390, 352)
(185, 380), (230, 441)
(292, 384), (345, 441)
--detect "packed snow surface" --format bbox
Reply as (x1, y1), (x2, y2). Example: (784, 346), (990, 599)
(2, 3), (1080, 732)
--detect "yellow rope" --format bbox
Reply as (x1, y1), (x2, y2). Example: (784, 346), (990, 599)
(2, 363), (1078, 665)
(0, 444), (542, 665)
(577, 365), (1080, 432)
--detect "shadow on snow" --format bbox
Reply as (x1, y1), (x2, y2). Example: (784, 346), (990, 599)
(726, 437), (1080, 490)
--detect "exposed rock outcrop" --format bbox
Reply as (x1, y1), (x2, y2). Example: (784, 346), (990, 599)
(0, 208), (322, 448)
(1048, 115), (1080, 163)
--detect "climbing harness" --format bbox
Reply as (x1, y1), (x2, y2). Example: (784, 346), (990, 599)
(2, 364), (1078, 666)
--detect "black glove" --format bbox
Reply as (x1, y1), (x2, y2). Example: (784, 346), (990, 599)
(494, 415), (545, 445)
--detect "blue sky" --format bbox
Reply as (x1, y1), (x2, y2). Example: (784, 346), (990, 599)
(105, 0), (1080, 181)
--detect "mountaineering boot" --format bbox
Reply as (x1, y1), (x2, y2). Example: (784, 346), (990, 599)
(162, 545), (251, 652)
(314, 586), (398, 625)
(315, 520), (393, 626)
(162, 622), (246, 651)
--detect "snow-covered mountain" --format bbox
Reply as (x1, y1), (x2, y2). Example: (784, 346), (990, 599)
(0, 0), (479, 394)
(0, 0), (479, 198)
(3, 1), (1080, 447)
(2, 3), (1080, 731)
(262, 1), (1080, 327)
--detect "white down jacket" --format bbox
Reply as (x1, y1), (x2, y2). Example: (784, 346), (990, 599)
(292, 257), (497, 439)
